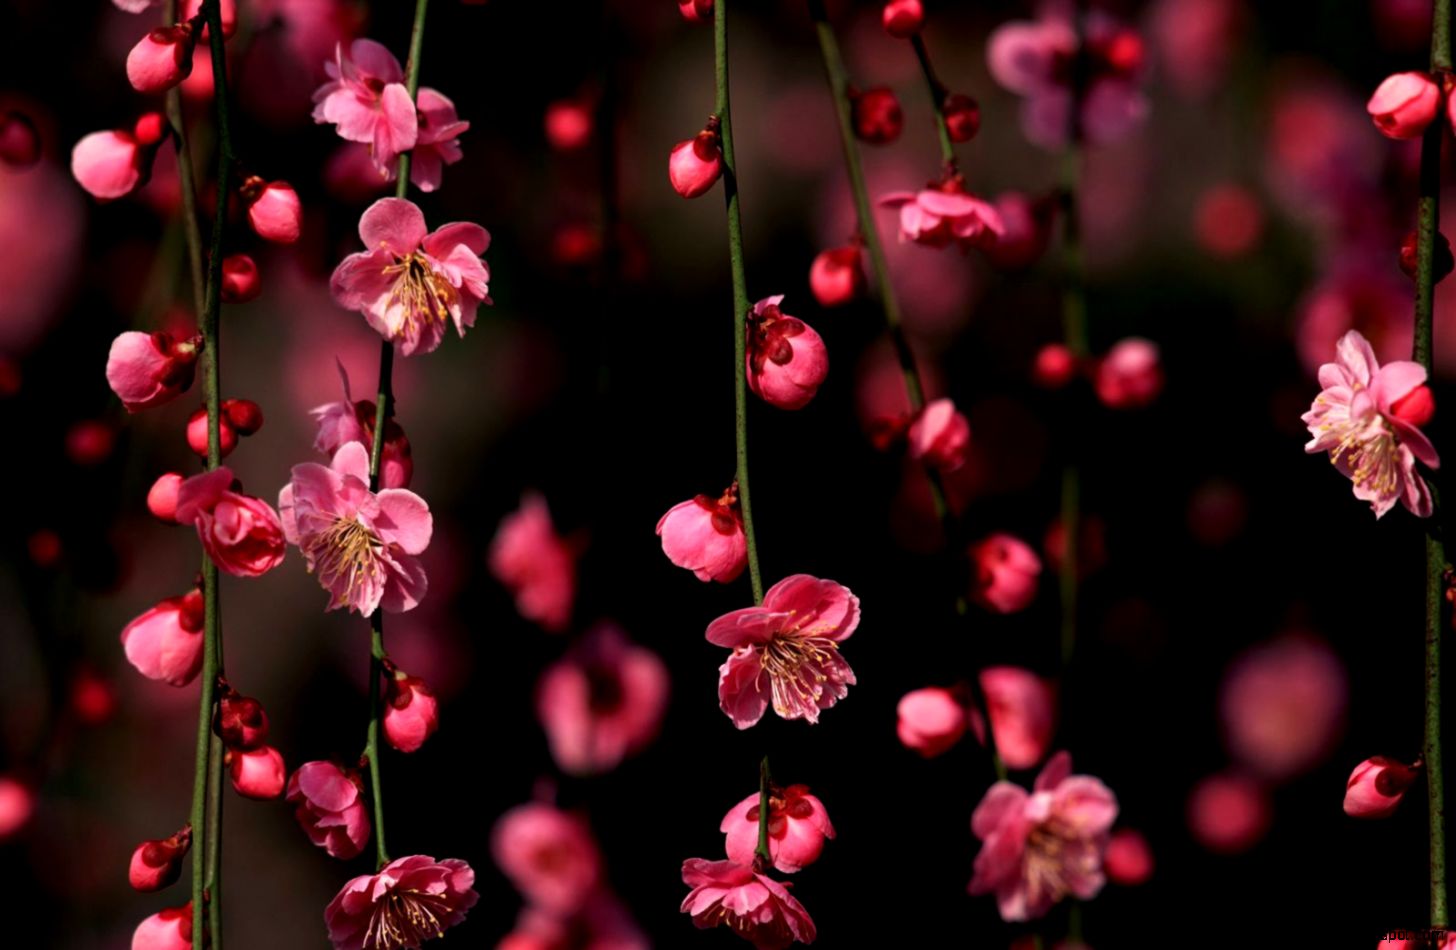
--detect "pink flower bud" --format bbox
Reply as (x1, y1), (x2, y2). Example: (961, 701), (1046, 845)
(678, 0), (712, 22)
(384, 671), (439, 753)
(147, 472), (184, 522)
(241, 177), (301, 244)
(1392, 384), (1437, 428)
(1094, 337), (1163, 409)
(881, 0), (924, 37)
(71, 129), (151, 200)
(1103, 828), (1154, 885)
(851, 87), (903, 144)
(1033, 343), (1078, 388)
(133, 112), (168, 146)
(129, 826), (191, 892)
(286, 761), (370, 860)
(1367, 71), (1441, 139)
(656, 489), (747, 583)
(106, 331), (199, 412)
(668, 131), (722, 199)
(987, 192), (1053, 270)
(131, 904), (193, 950)
(1400, 229), (1455, 283)
(120, 590), (205, 687)
(127, 25), (196, 94)
(186, 406), (238, 458)
(0, 776), (35, 839)
(220, 253), (260, 303)
(544, 100), (592, 151)
(222, 397), (263, 435)
(746, 295), (828, 410)
(971, 666), (1058, 770)
(809, 246), (865, 308)
(214, 692), (269, 751)
(229, 745), (286, 800)
(942, 93), (980, 142)
(969, 533), (1042, 614)
(1344, 756), (1420, 819)
(907, 398), (970, 471)
(896, 687), (967, 757)
(722, 784), (835, 873)
(0, 111), (41, 168)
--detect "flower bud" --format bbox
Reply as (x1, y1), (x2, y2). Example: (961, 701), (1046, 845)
(969, 533), (1042, 614)
(907, 398), (970, 471)
(133, 112), (168, 147)
(881, 0), (924, 37)
(1104, 828), (1154, 885)
(668, 131), (723, 199)
(1344, 756), (1420, 819)
(127, 25), (196, 95)
(0, 111), (41, 168)
(657, 489), (747, 583)
(229, 745), (286, 800)
(131, 904), (193, 950)
(0, 776), (35, 839)
(896, 687), (966, 757)
(1399, 229), (1455, 284)
(1392, 385), (1436, 428)
(851, 87), (903, 145)
(71, 129), (150, 200)
(241, 177), (301, 244)
(809, 246), (865, 308)
(129, 826), (191, 892)
(746, 295), (828, 410)
(679, 0), (713, 22)
(1367, 71), (1441, 139)
(970, 666), (1058, 770)
(1094, 337), (1163, 409)
(1032, 342), (1077, 388)
(147, 472), (184, 523)
(544, 100), (592, 151)
(942, 93), (980, 142)
(107, 331), (199, 412)
(384, 671), (440, 753)
(186, 406), (238, 458)
(220, 253), (261, 303)
(214, 692), (269, 751)
(722, 784), (835, 873)
(120, 590), (205, 687)
(222, 398), (264, 435)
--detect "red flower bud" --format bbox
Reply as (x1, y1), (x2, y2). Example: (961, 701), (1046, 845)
(809, 246), (865, 308)
(942, 93), (980, 143)
(147, 472), (184, 523)
(1392, 384), (1436, 428)
(668, 131), (723, 199)
(1399, 229), (1455, 284)
(851, 87), (903, 145)
(214, 692), (270, 751)
(881, 0), (924, 38)
(186, 407), (237, 458)
(0, 111), (41, 168)
(222, 398), (264, 435)
(220, 253), (261, 303)
(129, 825), (191, 892)
(241, 177), (301, 244)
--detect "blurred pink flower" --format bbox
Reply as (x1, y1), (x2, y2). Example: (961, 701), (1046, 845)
(707, 574), (860, 729)
(657, 487), (747, 583)
(721, 784), (835, 874)
(383, 669), (439, 753)
(536, 623), (668, 776)
(809, 245), (865, 307)
(1344, 756), (1420, 819)
(1094, 338), (1163, 409)
(312, 39), (418, 168)
(0, 776), (35, 839)
(1296, 267), (1410, 376)
(970, 666), (1059, 771)
(897, 686), (967, 757)
(176, 468), (287, 578)
(968, 751), (1118, 922)
(131, 905), (192, 950)
(312, 363), (414, 488)
(985, 192), (1052, 269)
(746, 295), (828, 410)
(106, 331), (199, 412)
(969, 533), (1042, 614)
(120, 589), (204, 686)
(1102, 828), (1153, 885)
(880, 184), (1004, 251)
(489, 492), (576, 632)
(1148, 0), (1241, 98)
(500, 892), (647, 950)
(908, 398), (971, 471)
(229, 745), (286, 800)
(1220, 634), (1347, 780)
(279, 441), (432, 615)
(492, 803), (601, 915)
(1303, 329), (1439, 518)
(287, 761), (370, 859)
(0, 160), (82, 350)
(325, 855), (478, 950)
(1187, 772), (1270, 854)
(680, 859), (816, 949)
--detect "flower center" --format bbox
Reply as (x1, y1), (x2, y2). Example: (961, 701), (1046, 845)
(385, 254), (458, 335)
(1331, 417), (1403, 498)
(363, 887), (455, 949)
(759, 633), (839, 716)
(308, 516), (384, 603)
(1023, 817), (1082, 908)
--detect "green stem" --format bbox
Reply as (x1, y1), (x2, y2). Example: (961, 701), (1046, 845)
(162, 0), (204, 317)
(1417, 0), (1451, 927)
(754, 757), (773, 870)
(908, 34), (956, 172)
(366, 616), (391, 868)
(714, 0), (763, 604)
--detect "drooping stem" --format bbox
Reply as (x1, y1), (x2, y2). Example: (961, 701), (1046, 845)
(754, 757), (773, 870)
(714, 0), (763, 605)
(1416, 0), (1451, 927)
(162, 0), (203, 317)
(908, 34), (956, 171)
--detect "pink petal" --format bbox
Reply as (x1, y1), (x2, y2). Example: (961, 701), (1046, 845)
(358, 197), (427, 254)
(374, 489), (432, 554)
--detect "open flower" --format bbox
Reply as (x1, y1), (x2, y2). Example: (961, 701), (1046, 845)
(331, 198), (492, 357)
(707, 574), (860, 729)
(721, 784), (835, 873)
(492, 803), (601, 915)
(279, 441), (432, 616)
(879, 182), (1004, 251)
(286, 761), (370, 860)
(1302, 329), (1439, 518)
(489, 492), (576, 632)
(325, 855), (478, 950)
(311, 39), (419, 169)
(680, 859), (816, 949)
(175, 469), (287, 578)
(385, 88), (468, 193)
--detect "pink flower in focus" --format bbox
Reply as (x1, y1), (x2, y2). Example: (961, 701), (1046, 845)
(492, 803), (601, 915)
(880, 183), (1004, 251)
(657, 485), (747, 583)
(1344, 756), (1420, 819)
(969, 533), (1042, 614)
(968, 751), (1118, 922)
(229, 745), (286, 800)
(489, 492), (576, 632)
(746, 295), (829, 410)
(129, 826), (191, 892)
(1103, 828), (1153, 885)
(809, 245), (865, 307)
(330, 197), (492, 357)
(242, 178), (302, 244)
(908, 398), (970, 471)
(106, 331), (200, 412)
(311, 39), (419, 169)
(1367, 71), (1442, 139)
(680, 859), (816, 949)
(1220, 634), (1347, 781)
(71, 116), (165, 200)
(384, 88), (468, 193)
(175, 468), (287, 578)
(279, 441), (432, 615)
(1303, 329), (1440, 518)
(131, 905), (192, 950)
(897, 686), (967, 757)
(707, 574), (859, 729)
(1093, 338), (1163, 409)
(325, 855), (478, 950)
(127, 25), (197, 95)
(383, 669), (439, 753)
(536, 623), (669, 776)
(721, 784), (835, 873)
(311, 364), (414, 489)
(120, 589), (205, 686)
(286, 760), (370, 859)
(970, 666), (1058, 771)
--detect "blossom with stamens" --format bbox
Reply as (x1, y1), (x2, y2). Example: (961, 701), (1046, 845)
(968, 751), (1118, 922)
(324, 855), (478, 950)
(1302, 329), (1439, 518)
(278, 441), (432, 616)
(311, 39), (419, 170)
(331, 197), (492, 357)
(706, 574), (860, 729)
(680, 859), (816, 949)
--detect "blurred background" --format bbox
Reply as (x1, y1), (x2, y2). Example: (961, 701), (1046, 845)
(0, 0), (1450, 946)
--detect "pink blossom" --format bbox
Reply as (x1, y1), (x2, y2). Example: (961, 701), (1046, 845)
(311, 364), (414, 489)
(968, 751), (1118, 922)
(656, 487), (747, 583)
(492, 803), (601, 915)
(680, 859), (816, 949)
(1344, 756), (1420, 819)
(970, 666), (1058, 771)
(129, 826), (191, 892)
(1220, 634), (1347, 780)
(120, 589), (205, 686)
(746, 295), (828, 410)
(131, 905), (192, 950)
(106, 331), (199, 412)
(0, 777), (33, 839)
(668, 132), (723, 198)
(0, 111), (41, 168)
(489, 492), (576, 632)
(229, 745), (286, 800)
(897, 686), (967, 757)
(1103, 828), (1153, 885)
(383, 670), (439, 753)
(881, 0), (924, 37)
(127, 26), (196, 95)
(908, 398), (970, 471)
(325, 855), (478, 950)
(809, 246), (865, 307)
(330, 197), (492, 357)
(1367, 71), (1442, 139)
(176, 468), (287, 578)
(879, 184), (1005, 251)
(500, 893), (647, 950)
(312, 39), (419, 169)
(707, 574), (859, 729)
(278, 441), (432, 616)
(1094, 338), (1163, 409)
(722, 784), (835, 873)
(1303, 329), (1440, 518)
(969, 533), (1042, 614)
(1186, 772), (1270, 854)
(286, 760), (370, 859)
(71, 120), (163, 200)
(220, 254), (261, 303)
(535, 623), (669, 776)
(385, 88), (468, 193)
(243, 178), (302, 244)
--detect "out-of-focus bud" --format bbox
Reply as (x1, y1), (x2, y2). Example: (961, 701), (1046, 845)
(67, 420), (116, 465)
(1104, 828), (1154, 885)
(0, 111), (41, 167)
(809, 246), (865, 308)
(907, 398), (970, 472)
(186, 406), (237, 458)
(220, 253), (261, 303)
(1367, 71), (1441, 139)
(133, 112), (168, 147)
(986, 192), (1053, 270)
(384, 670), (440, 753)
(70, 667), (118, 725)
(969, 533), (1042, 614)
(0, 776), (35, 839)
(131, 904), (193, 950)
(669, 129), (723, 199)
(881, 0), (924, 38)
(214, 691), (269, 751)
(679, 0), (712, 22)
(1187, 772), (1270, 854)
(1094, 338), (1163, 409)
(1400, 229), (1455, 284)
(970, 666), (1058, 770)
(229, 746), (286, 800)
(544, 100), (592, 151)
(222, 398), (264, 435)
(1343, 756), (1420, 819)
(942, 93), (980, 142)
(147, 472), (185, 522)
(127, 25), (196, 95)
(129, 826), (191, 892)
(1032, 343), (1077, 388)
(241, 177), (301, 244)
(896, 686), (966, 757)
(851, 87), (903, 145)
